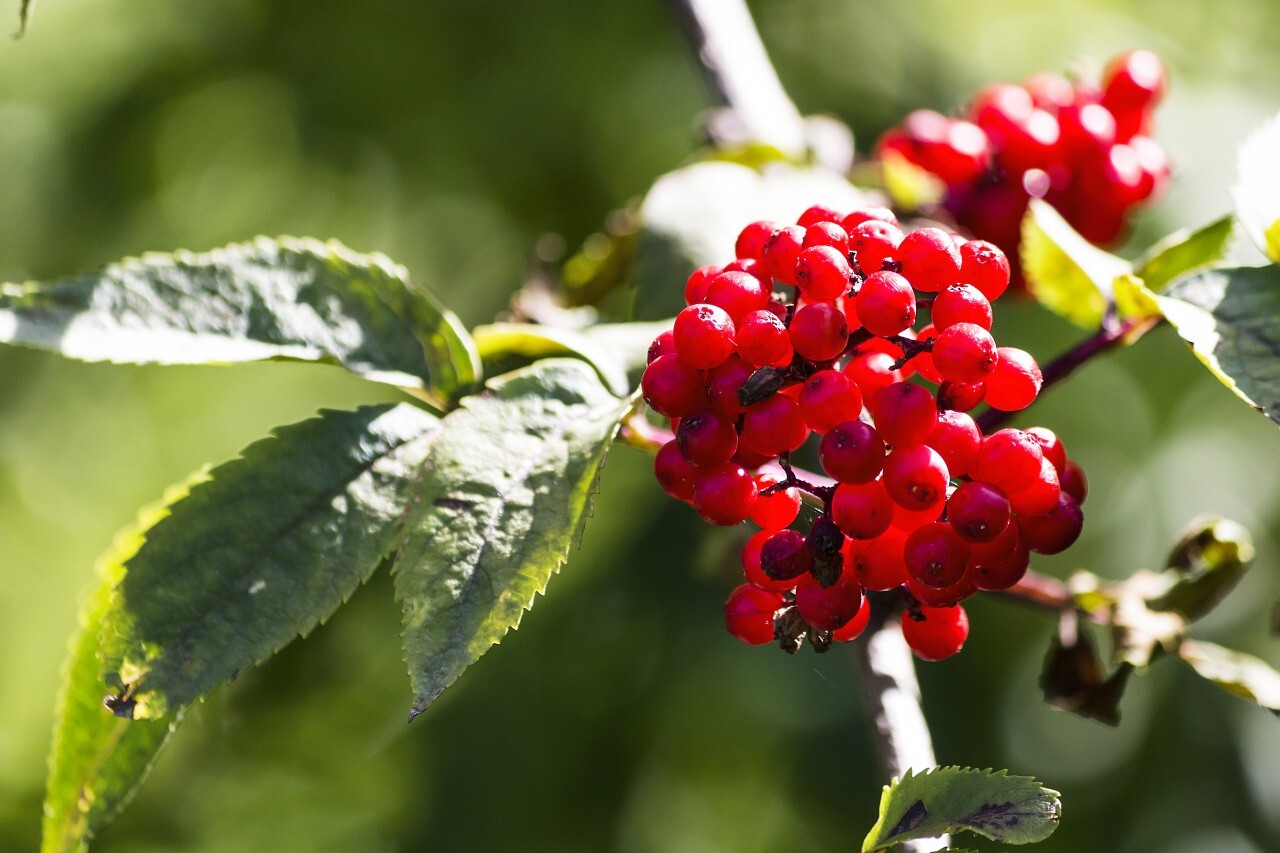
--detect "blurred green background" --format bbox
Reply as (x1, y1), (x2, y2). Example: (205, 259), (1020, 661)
(2, 1), (1279, 850)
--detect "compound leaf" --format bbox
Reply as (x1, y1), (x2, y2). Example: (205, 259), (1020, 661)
(1232, 111), (1280, 262)
(1021, 199), (1129, 328)
(0, 237), (479, 407)
(1179, 639), (1280, 714)
(42, 478), (201, 853)
(100, 404), (440, 719)
(862, 767), (1061, 851)
(1159, 265), (1280, 427)
(393, 359), (631, 718)
(1134, 215), (1236, 291)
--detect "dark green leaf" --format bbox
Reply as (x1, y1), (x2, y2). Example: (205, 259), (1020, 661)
(393, 359), (631, 718)
(862, 767), (1061, 851)
(1040, 610), (1130, 726)
(1021, 200), (1129, 328)
(472, 322), (630, 396)
(631, 161), (868, 319)
(1151, 515), (1254, 621)
(1179, 639), (1280, 714)
(1133, 215), (1236, 291)
(1232, 112), (1280, 262)
(0, 237), (479, 407)
(42, 479), (199, 853)
(1160, 265), (1280, 427)
(100, 404), (440, 719)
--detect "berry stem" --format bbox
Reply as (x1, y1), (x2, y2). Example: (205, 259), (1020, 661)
(989, 570), (1109, 625)
(976, 314), (1160, 433)
(851, 594), (951, 853)
(775, 452), (836, 505)
(887, 333), (935, 371)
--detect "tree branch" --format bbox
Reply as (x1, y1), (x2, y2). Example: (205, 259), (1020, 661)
(852, 595), (950, 852)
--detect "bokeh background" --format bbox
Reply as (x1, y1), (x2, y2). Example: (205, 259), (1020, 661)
(2, 1), (1279, 850)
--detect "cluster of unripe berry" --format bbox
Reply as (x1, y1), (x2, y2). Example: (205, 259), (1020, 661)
(641, 205), (1087, 660)
(877, 50), (1168, 260)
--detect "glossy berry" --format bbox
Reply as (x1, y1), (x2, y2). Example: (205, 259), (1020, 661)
(832, 595), (873, 642)
(751, 473), (801, 531)
(841, 206), (898, 231)
(883, 444), (950, 512)
(1025, 426), (1067, 473)
(958, 241), (1011, 301)
(872, 381), (938, 447)
(984, 347), (1042, 411)
(819, 421), (886, 484)
(736, 309), (793, 367)
(904, 522), (971, 588)
(1008, 456), (1061, 517)
(799, 370), (863, 434)
(742, 394), (809, 457)
(795, 571), (865, 631)
(641, 354), (706, 417)
(789, 302), (849, 361)
(647, 330), (676, 364)
(851, 528), (909, 589)
(931, 284), (992, 331)
(705, 270), (770, 323)
(907, 573), (976, 609)
(759, 529), (813, 581)
(856, 271), (917, 336)
(693, 463), (758, 526)
(725, 584), (784, 645)
(705, 356), (753, 417)
(673, 304), (736, 370)
(947, 480), (1011, 542)
(1018, 493), (1084, 554)
(654, 440), (699, 502)
(762, 225), (806, 285)
(936, 380), (986, 413)
(901, 605), (969, 661)
(971, 540), (1031, 591)
(797, 204), (844, 228)
(795, 245), (853, 302)
(926, 410), (982, 477)
(977, 429), (1045, 494)
(897, 227), (962, 292)
(735, 220), (777, 262)
(676, 409), (738, 468)
(803, 221), (850, 254)
(742, 531), (796, 592)
(1060, 459), (1089, 504)
(843, 351), (903, 408)
(848, 220), (904, 275)
(931, 322), (998, 383)
(684, 264), (722, 306)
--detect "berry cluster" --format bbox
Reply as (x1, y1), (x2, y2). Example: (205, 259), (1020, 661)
(642, 205), (1087, 660)
(877, 50), (1169, 262)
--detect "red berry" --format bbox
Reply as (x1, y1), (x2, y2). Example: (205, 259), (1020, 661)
(1018, 493), (1084, 554)
(947, 480), (1011, 543)
(795, 570), (865, 631)
(789, 302), (849, 361)
(797, 204), (843, 228)
(795, 245), (853, 302)
(970, 83), (1034, 144)
(736, 220), (778, 262)
(654, 439), (699, 502)
(762, 225), (806, 285)
(803, 221), (850, 254)
(676, 409), (738, 468)
(647, 330), (676, 364)
(848, 220), (905, 276)
(706, 355), (753, 417)
(842, 351), (902, 407)
(851, 528), (909, 589)
(856, 270), (917, 337)
(931, 284), (992, 330)
(931, 322), (998, 384)
(1060, 459), (1088, 504)
(904, 522), (971, 588)
(674, 304), (736, 370)
(1102, 50), (1166, 123)
(971, 539), (1030, 591)
(642, 354), (706, 417)
(936, 380), (986, 413)
(977, 429), (1045, 494)
(906, 574), (975, 608)
(800, 370), (863, 434)
(908, 325), (943, 385)
(705, 270), (770, 323)
(897, 227), (962, 293)
(742, 531), (796, 592)
(1025, 72), (1076, 111)
(925, 409), (982, 476)
(872, 381), (938, 447)
(883, 444), (949, 512)
(684, 264), (723, 306)
(841, 206), (898, 232)
(832, 595), (873, 641)
(725, 584), (784, 645)
(819, 421), (886, 484)
(1002, 109), (1061, 175)
(1024, 426), (1067, 473)
(736, 309), (793, 367)
(832, 480), (895, 540)
(901, 605), (969, 661)
(693, 463), (759, 526)
(958, 240), (1010, 302)
(1009, 456), (1061, 517)
(759, 529), (813, 581)
(750, 472), (801, 531)
(985, 347), (1042, 411)
(742, 394), (809, 457)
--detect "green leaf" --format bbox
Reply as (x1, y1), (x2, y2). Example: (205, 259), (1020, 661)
(1232, 111), (1280, 262)
(1021, 199), (1129, 328)
(632, 160), (869, 320)
(393, 359), (631, 718)
(1178, 639), (1280, 714)
(880, 149), (946, 212)
(1040, 610), (1131, 726)
(1133, 215), (1236, 291)
(862, 767), (1061, 851)
(1159, 265), (1280, 427)
(0, 236), (479, 407)
(472, 322), (630, 397)
(42, 477), (201, 853)
(1151, 515), (1254, 622)
(100, 403), (440, 719)
(582, 320), (674, 385)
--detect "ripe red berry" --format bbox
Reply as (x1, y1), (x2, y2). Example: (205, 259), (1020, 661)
(904, 522), (971, 588)
(819, 421), (886, 484)
(1102, 50), (1166, 132)
(931, 283), (993, 330)
(848, 220), (904, 276)
(908, 325), (943, 384)
(841, 206), (898, 232)
(906, 573), (975, 608)
(970, 83), (1035, 144)
(725, 584), (784, 645)
(897, 227), (962, 293)
(736, 220), (778, 263)
(736, 309), (793, 367)
(705, 356), (753, 417)
(901, 605), (969, 661)
(654, 439), (699, 502)
(750, 472), (801, 531)
(742, 394), (809, 457)
(872, 382), (939, 447)
(856, 271), (917, 337)
(693, 463), (759, 526)
(977, 429), (1045, 494)
(797, 204), (844, 228)
(800, 370), (863, 434)
(931, 322), (998, 384)
(674, 304), (736, 370)
(984, 347), (1042, 411)
(795, 245), (853, 302)
(762, 225), (806, 285)
(1008, 456), (1061, 517)
(789, 302), (849, 361)
(883, 444), (949, 512)
(705, 270), (771, 323)
(647, 330), (677, 364)
(958, 240), (1010, 301)
(1024, 426), (1067, 473)
(832, 594), (872, 642)
(742, 531), (797, 592)
(1060, 459), (1088, 504)
(947, 480), (1011, 542)
(642, 353), (706, 417)
(936, 380), (986, 413)
(832, 480), (895, 540)
(971, 539), (1030, 591)
(676, 409), (738, 468)
(759, 529), (814, 581)
(851, 528), (909, 589)
(795, 570), (865, 631)
(925, 409), (982, 477)
(684, 264), (723, 305)
(891, 498), (945, 533)
(803, 221), (850, 254)
(1018, 493), (1084, 554)
(843, 351), (902, 407)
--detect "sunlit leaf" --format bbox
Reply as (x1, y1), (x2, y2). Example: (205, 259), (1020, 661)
(1151, 515), (1254, 621)
(1179, 639), (1280, 714)
(100, 404), (440, 719)
(473, 322), (630, 396)
(1021, 199), (1129, 328)
(862, 767), (1061, 851)
(1133, 215), (1235, 291)
(393, 359), (631, 718)
(1232, 111), (1280, 262)
(582, 319), (674, 385)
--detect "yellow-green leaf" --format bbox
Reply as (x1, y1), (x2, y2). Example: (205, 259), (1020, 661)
(1021, 199), (1129, 328)
(1179, 639), (1280, 713)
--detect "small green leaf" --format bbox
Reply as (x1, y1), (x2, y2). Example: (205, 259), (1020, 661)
(1159, 265), (1280, 427)
(1133, 215), (1235, 291)
(0, 237), (479, 407)
(393, 359), (631, 718)
(880, 149), (946, 212)
(1151, 515), (1254, 622)
(632, 160), (869, 319)
(862, 767), (1062, 851)
(472, 322), (630, 397)
(1112, 273), (1162, 321)
(1231, 112), (1280, 262)
(100, 404), (440, 719)
(1179, 639), (1280, 713)
(42, 478), (202, 853)
(1021, 199), (1129, 328)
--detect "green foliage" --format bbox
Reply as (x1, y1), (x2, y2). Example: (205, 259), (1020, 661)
(99, 404), (440, 719)
(1156, 265), (1280, 427)
(0, 237), (479, 409)
(1150, 516), (1254, 621)
(1020, 200), (1129, 328)
(42, 480), (200, 853)
(392, 359), (631, 718)
(631, 160), (867, 319)
(1133, 215), (1236, 291)
(1232, 111), (1280, 262)
(1178, 640), (1280, 714)
(862, 767), (1061, 851)
(473, 322), (630, 396)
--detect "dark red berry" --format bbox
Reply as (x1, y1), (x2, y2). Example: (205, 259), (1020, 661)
(725, 584), (784, 645)
(799, 370), (863, 434)
(883, 444), (949, 512)
(906, 573), (975, 608)
(900, 605), (969, 660)
(904, 522), (971, 588)
(706, 356), (754, 417)
(971, 539), (1030, 591)
(742, 531), (796, 592)
(872, 382), (938, 447)
(654, 440), (699, 502)
(1060, 459), (1088, 504)
(832, 595), (872, 641)
(676, 409), (738, 468)
(819, 421), (886, 484)
(796, 570), (865, 631)
(789, 302), (849, 361)
(760, 529), (814, 581)
(1017, 493), (1084, 554)
(693, 463), (758, 526)
(641, 354), (706, 418)
(647, 330), (676, 364)
(742, 394), (809, 457)
(736, 309), (793, 367)
(947, 480), (1011, 543)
